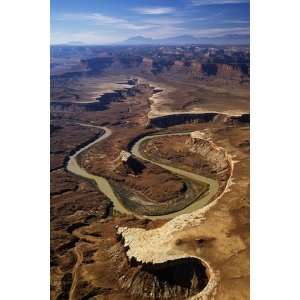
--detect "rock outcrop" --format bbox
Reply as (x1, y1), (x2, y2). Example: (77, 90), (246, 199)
(114, 150), (145, 175)
(119, 257), (209, 299)
(187, 131), (231, 190)
(50, 79), (149, 113)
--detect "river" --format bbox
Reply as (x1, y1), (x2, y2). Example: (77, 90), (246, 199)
(67, 125), (219, 220)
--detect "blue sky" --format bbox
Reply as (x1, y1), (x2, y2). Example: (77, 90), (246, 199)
(51, 0), (249, 44)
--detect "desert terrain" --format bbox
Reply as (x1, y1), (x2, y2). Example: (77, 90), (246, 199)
(50, 45), (249, 299)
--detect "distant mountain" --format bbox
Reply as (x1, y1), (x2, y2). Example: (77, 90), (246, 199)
(122, 36), (154, 45)
(160, 35), (201, 44)
(52, 34), (249, 47)
(65, 41), (86, 46)
(121, 34), (249, 45)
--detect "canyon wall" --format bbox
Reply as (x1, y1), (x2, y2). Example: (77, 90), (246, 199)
(148, 113), (250, 128)
(51, 82), (150, 113)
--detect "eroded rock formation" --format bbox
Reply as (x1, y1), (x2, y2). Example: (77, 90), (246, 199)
(50, 78), (149, 113)
(114, 150), (145, 175)
(148, 113), (218, 128)
(148, 112), (250, 128)
(119, 257), (209, 299)
(187, 131), (231, 190)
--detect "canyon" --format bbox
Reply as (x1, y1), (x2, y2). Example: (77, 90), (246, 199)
(51, 45), (249, 300)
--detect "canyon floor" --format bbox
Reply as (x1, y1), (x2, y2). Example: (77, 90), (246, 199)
(51, 65), (249, 299)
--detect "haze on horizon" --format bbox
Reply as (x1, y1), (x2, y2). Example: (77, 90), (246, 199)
(51, 0), (249, 45)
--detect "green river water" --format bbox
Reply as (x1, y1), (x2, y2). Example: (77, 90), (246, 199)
(67, 126), (219, 220)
